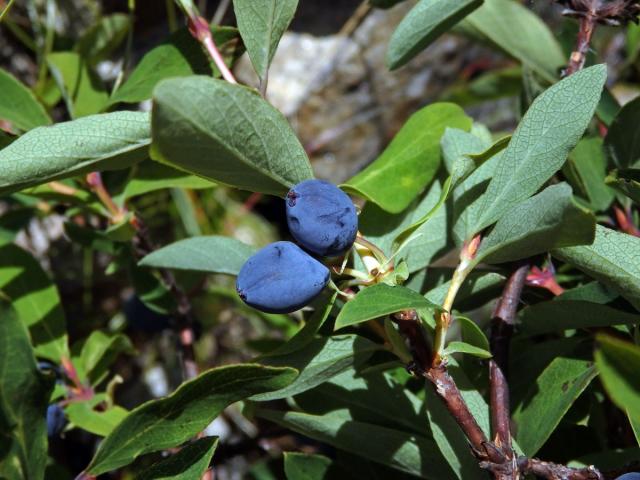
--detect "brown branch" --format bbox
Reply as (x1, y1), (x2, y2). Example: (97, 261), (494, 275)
(391, 311), (504, 466)
(490, 262), (529, 380)
(517, 457), (604, 480)
(392, 297), (607, 479)
(488, 263), (529, 479)
(565, 10), (597, 76)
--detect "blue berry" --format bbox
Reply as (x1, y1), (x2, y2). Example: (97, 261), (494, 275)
(286, 179), (358, 257)
(46, 404), (66, 438)
(236, 241), (330, 313)
(616, 474), (640, 480)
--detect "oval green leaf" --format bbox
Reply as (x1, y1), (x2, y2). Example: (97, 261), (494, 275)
(342, 103), (471, 213)
(0, 68), (51, 131)
(387, 0), (482, 70)
(0, 111), (150, 195)
(139, 235), (257, 276)
(151, 76), (313, 196)
(233, 0), (298, 80)
(335, 284), (440, 330)
(86, 364), (297, 475)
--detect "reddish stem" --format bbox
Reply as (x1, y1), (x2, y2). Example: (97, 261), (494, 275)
(566, 12), (597, 76)
(188, 15), (237, 84)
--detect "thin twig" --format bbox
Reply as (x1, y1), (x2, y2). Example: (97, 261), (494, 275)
(517, 457), (604, 480)
(433, 234), (481, 366)
(188, 14), (237, 84)
(566, 10), (597, 75)
(391, 310), (503, 464)
(490, 263), (529, 376)
(488, 263), (529, 479)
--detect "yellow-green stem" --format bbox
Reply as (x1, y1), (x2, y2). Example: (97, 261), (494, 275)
(432, 234), (481, 365)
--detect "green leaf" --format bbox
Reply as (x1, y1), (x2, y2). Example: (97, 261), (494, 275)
(0, 111), (149, 195)
(442, 66), (522, 106)
(474, 183), (596, 264)
(66, 397), (128, 437)
(136, 437), (218, 480)
(284, 452), (333, 480)
(251, 335), (380, 401)
(513, 357), (598, 456)
(604, 95), (640, 168)
(111, 27), (241, 104)
(268, 292), (337, 356)
(440, 127), (490, 182)
(595, 334), (640, 424)
(151, 76), (313, 196)
(0, 68), (51, 131)
(295, 368), (425, 435)
(342, 103), (471, 213)
(80, 331), (135, 385)
(116, 161), (214, 203)
(390, 177), (452, 257)
(424, 272), (504, 307)
(569, 447), (640, 470)
(469, 65), (607, 235)
(606, 168), (640, 204)
(557, 281), (618, 303)
(458, 316), (490, 352)
(86, 364), (297, 475)
(461, 0), (565, 82)
(0, 243), (69, 362)
(335, 284), (440, 330)
(233, 0), (298, 81)
(139, 236), (257, 276)
(467, 135), (511, 165)
(518, 300), (640, 336)
(258, 409), (457, 480)
(292, 368), (479, 478)
(442, 341), (491, 359)
(0, 300), (54, 480)
(76, 13), (131, 63)
(450, 151), (501, 245)
(629, 411), (640, 445)
(553, 225), (640, 310)
(386, 0), (482, 70)
(48, 51), (109, 117)
(510, 338), (585, 407)
(358, 180), (450, 272)
(564, 137), (614, 211)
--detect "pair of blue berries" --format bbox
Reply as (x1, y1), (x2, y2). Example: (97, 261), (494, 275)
(236, 180), (358, 313)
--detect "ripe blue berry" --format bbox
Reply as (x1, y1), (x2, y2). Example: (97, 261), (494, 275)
(286, 179), (358, 257)
(46, 404), (65, 438)
(236, 241), (330, 313)
(616, 474), (640, 480)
